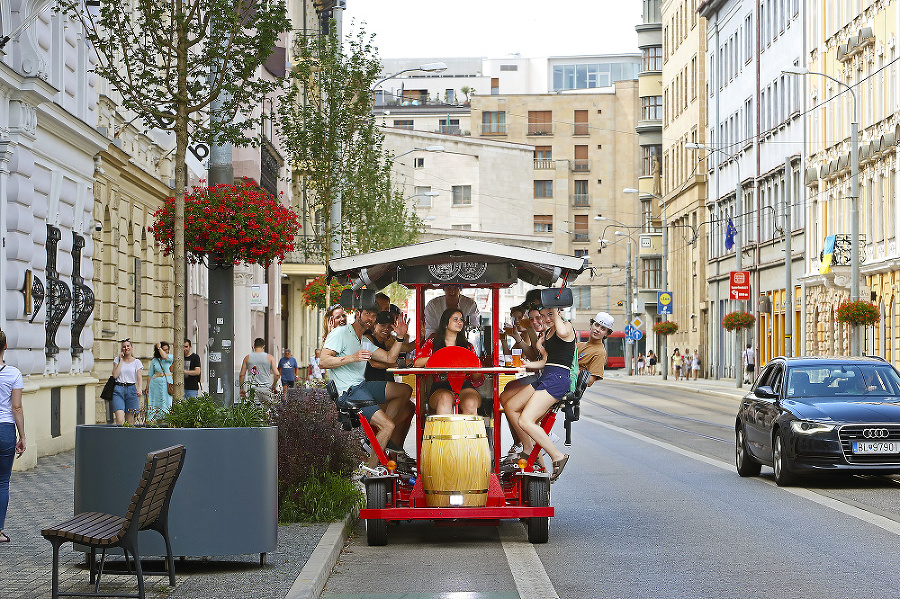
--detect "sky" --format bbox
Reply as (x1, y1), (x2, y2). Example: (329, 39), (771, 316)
(342, 1), (640, 60)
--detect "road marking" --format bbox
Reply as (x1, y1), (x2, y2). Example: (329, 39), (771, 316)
(499, 522), (560, 599)
(586, 415), (900, 537)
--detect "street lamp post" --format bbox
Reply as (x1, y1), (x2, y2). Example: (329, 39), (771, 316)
(623, 188), (668, 379)
(685, 143), (744, 388)
(783, 66), (860, 355)
(599, 232), (639, 376)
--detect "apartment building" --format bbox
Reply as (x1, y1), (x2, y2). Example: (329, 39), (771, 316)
(471, 82), (642, 330)
(803, 3), (900, 362)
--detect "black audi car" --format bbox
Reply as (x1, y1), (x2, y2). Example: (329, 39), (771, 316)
(735, 356), (900, 486)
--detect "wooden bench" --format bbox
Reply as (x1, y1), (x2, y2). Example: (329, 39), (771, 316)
(41, 444), (187, 599)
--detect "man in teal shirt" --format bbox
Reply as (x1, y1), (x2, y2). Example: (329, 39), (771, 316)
(319, 304), (413, 466)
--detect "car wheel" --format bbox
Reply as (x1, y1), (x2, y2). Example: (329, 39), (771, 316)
(772, 430), (798, 487)
(735, 426), (761, 477)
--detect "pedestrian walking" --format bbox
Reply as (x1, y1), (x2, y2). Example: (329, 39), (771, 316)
(278, 349), (299, 388)
(0, 328), (25, 544)
(672, 348), (682, 381)
(183, 339), (202, 398)
(691, 349), (701, 380)
(111, 339), (143, 425)
(647, 350), (657, 375)
(637, 352), (645, 375)
(238, 338), (279, 403)
(146, 341), (173, 415)
(742, 343), (756, 384)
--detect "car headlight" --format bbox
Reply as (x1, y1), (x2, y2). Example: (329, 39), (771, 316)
(790, 420), (836, 434)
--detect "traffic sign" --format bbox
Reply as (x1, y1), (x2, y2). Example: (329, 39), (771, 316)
(730, 271), (751, 300)
(624, 325), (635, 336)
(631, 317), (644, 329)
(658, 291), (673, 315)
(630, 329), (643, 341)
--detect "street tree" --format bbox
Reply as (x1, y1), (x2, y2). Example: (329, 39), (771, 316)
(59, 0), (291, 400)
(278, 24), (420, 268)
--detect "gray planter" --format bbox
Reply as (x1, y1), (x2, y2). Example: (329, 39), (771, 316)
(74, 424), (278, 558)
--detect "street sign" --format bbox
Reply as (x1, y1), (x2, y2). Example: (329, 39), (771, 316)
(631, 317), (644, 329)
(624, 325), (635, 336)
(658, 291), (673, 315)
(730, 271), (751, 301)
(630, 329), (643, 341)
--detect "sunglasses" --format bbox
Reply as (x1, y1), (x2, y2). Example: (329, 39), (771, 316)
(327, 304), (343, 312)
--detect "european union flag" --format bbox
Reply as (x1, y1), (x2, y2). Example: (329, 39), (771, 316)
(725, 218), (737, 250)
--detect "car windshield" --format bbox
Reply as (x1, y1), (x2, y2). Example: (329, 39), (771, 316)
(786, 364), (900, 399)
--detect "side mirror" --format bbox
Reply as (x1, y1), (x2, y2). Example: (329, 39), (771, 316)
(339, 288), (376, 310)
(540, 287), (574, 308)
(755, 385), (778, 399)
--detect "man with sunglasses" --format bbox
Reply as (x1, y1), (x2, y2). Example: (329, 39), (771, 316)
(580, 312), (613, 386)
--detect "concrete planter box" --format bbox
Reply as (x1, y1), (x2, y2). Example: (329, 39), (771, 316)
(74, 424), (278, 558)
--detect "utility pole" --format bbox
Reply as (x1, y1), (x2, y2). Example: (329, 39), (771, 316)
(784, 156), (793, 357)
(625, 240), (633, 376)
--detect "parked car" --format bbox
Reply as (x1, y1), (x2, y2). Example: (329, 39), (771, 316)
(735, 356), (900, 486)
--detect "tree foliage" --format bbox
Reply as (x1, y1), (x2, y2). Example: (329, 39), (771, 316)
(277, 24), (420, 265)
(59, 0), (291, 400)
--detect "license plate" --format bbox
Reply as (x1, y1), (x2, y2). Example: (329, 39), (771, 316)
(852, 441), (900, 454)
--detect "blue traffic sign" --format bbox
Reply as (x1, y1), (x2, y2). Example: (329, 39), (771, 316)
(658, 291), (673, 315)
(630, 329), (643, 341)
(624, 324), (635, 336)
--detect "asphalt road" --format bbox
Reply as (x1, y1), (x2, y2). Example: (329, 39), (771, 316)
(321, 379), (900, 598)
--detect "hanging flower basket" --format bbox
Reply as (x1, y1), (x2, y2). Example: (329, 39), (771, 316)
(302, 275), (351, 310)
(150, 178), (300, 267)
(652, 321), (679, 336)
(836, 300), (880, 326)
(721, 311), (756, 331)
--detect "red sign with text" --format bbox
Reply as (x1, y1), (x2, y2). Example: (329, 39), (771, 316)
(730, 271), (750, 300)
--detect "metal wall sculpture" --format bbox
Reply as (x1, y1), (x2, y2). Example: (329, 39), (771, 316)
(45, 225), (72, 357)
(70, 233), (95, 356)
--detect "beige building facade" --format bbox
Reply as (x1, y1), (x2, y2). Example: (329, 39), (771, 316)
(661, 0), (709, 369)
(471, 83), (642, 330)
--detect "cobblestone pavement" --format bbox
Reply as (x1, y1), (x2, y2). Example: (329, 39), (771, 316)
(1, 450), (328, 599)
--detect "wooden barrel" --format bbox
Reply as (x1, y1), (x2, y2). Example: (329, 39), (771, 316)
(420, 415), (491, 507)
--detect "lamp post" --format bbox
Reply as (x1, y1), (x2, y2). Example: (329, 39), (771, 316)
(783, 66), (860, 355)
(599, 233), (639, 376)
(685, 143), (744, 388)
(623, 188), (668, 379)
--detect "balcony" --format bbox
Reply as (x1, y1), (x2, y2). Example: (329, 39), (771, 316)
(819, 233), (867, 266)
(573, 123), (590, 136)
(437, 125), (462, 135)
(527, 123), (554, 136)
(573, 232), (590, 242)
(534, 159), (555, 170)
(571, 194), (590, 207)
(571, 159), (590, 173)
(479, 123), (507, 136)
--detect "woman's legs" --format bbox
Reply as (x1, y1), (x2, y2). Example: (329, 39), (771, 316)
(458, 388), (481, 415)
(504, 384), (536, 453)
(0, 423), (16, 532)
(518, 390), (564, 462)
(428, 389), (455, 415)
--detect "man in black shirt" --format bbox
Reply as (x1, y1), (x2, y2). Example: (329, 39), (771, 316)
(183, 339), (202, 397)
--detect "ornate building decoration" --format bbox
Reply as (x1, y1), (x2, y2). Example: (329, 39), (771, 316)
(70, 233), (95, 356)
(45, 225), (72, 357)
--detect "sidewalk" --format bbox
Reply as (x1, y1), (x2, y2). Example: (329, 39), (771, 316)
(604, 370), (748, 399)
(1, 450), (346, 599)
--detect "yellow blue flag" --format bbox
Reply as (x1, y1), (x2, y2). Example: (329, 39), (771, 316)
(725, 218), (736, 250)
(820, 235), (836, 274)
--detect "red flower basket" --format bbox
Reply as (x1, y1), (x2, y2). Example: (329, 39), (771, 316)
(150, 178), (300, 267)
(836, 300), (880, 326)
(652, 321), (679, 336)
(721, 311), (756, 331)
(302, 276), (351, 310)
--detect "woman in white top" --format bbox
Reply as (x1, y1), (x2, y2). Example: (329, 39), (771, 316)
(0, 328), (25, 543)
(111, 339), (144, 425)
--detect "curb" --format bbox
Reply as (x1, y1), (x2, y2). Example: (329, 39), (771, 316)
(610, 375), (746, 400)
(284, 510), (356, 599)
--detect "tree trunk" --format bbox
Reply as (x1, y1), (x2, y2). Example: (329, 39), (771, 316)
(171, 0), (188, 403)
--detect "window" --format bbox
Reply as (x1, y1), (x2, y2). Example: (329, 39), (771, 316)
(573, 145), (589, 172)
(445, 89), (455, 104)
(451, 185), (472, 206)
(574, 214), (589, 241)
(574, 249), (589, 259)
(573, 180), (589, 206)
(500, 64), (518, 71)
(642, 258), (662, 289)
(491, 77), (500, 95)
(642, 46), (662, 71)
(574, 110), (589, 135)
(534, 146), (552, 160)
(534, 180), (553, 198)
(481, 111), (506, 135)
(528, 110), (553, 135)
(573, 286), (591, 310)
(534, 215), (553, 233)
(451, 224), (472, 230)
(439, 118), (460, 135)
(642, 145), (661, 177)
(641, 96), (662, 120)
(393, 119), (414, 129)
(415, 186), (433, 207)
(414, 157), (424, 168)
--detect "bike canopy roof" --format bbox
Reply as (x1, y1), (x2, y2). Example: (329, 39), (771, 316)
(327, 239), (587, 290)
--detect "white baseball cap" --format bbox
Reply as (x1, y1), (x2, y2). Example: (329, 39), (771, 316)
(592, 312), (615, 330)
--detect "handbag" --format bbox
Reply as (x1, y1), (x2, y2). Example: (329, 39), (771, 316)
(100, 376), (116, 401)
(157, 359), (175, 396)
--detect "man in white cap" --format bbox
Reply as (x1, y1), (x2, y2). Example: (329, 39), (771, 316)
(579, 312), (614, 385)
